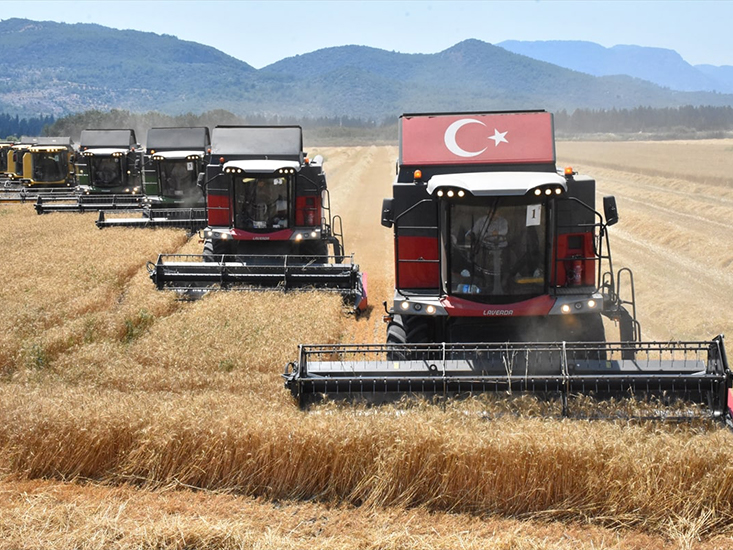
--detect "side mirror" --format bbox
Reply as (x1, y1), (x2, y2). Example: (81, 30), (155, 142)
(603, 196), (618, 226)
(197, 172), (205, 189)
(381, 198), (394, 228)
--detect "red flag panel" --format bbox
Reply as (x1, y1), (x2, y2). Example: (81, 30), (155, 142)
(400, 112), (555, 166)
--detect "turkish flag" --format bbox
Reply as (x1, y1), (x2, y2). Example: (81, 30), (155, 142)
(400, 111), (555, 166)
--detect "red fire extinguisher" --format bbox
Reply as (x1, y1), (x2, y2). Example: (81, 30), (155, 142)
(304, 197), (315, 226)
(568, 258), (583, 286)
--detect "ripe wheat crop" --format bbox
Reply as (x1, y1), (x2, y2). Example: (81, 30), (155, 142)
(2, 143), (733, 549)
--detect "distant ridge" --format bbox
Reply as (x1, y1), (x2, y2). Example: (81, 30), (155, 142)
(1, 18), (733, 119)
(498, 40), (733, 93)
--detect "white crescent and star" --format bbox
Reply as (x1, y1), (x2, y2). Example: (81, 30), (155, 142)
(443, 118), (509, 157)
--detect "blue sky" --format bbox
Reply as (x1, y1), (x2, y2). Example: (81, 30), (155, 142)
(5, 0), (733, 68)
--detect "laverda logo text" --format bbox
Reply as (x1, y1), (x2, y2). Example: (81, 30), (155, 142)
(483, 309), (514, 316)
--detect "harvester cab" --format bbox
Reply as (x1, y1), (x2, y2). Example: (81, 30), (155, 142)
(141, 126), (210, 207)
(4, 136), (37, 181)
(0, 141), (16, 179)
(381, 111), (630, 345)
(148, 125), (367, 311)
(96, 127), (210, 231)
(76, 129), (143, 195)
(34, 129), (144, 213)
(22, 137), (75, 187)
(284, 111), (730, 423)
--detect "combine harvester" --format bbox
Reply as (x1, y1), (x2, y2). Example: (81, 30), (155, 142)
(148, 125), (367, 311)
(284, 111), (730, 423)
(34, 129), (144, 214)
(0, 137), (76, 202)
(96, 126), (210, 232)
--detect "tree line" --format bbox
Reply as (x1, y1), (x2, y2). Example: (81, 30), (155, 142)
(0, 113), (55, 140)
(3, 105), (733, 143)
(554, 105), (733, 134)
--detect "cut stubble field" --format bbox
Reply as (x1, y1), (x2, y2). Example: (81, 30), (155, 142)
(1, 142), (733, 549)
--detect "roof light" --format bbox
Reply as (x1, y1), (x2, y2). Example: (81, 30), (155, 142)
(545, 188), (552, 195)
(564, 166), (574, 176)
(437, 190), (444, 197)
(413, 169), (422, 180)
(447, 190), (454, 198)
(555, 187), (563, 195)
(457, 190), (465, 198)
(219, 157), (225, 164)
(534, 189), (542, 196)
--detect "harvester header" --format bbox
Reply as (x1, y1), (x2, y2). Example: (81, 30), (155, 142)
(399, 110), (555, 166)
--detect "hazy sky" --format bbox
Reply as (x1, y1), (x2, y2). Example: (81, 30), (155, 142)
(5, 0), (733, 68)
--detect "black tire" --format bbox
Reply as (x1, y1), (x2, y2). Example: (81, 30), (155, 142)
(300, 240), (329, 258)
(404, 315), (439, 360)
(386, 315), (438, 361)
(331, 237), (344, 264)
(405, 315), (433, 343)
(203, 240), (216, 262)
(203, 239), (228, 262)
(570, 313), (607, 362)
(386, 314), (408, 360)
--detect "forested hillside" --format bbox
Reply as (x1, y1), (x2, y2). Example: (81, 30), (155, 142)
(3, 18), (733, 120)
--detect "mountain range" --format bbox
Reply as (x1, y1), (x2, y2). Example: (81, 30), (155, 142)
(1, 18), (732, 120)
(498, 40), (733, 94)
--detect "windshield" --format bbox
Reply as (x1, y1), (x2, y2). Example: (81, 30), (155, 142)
(13, 149), (25, 174)
(234, 175), (289, 230)
(447, 199), (546, 301)
(90, 156), (123, 188)
(33, 151), (67, 182)
(158, 159), (200, 198)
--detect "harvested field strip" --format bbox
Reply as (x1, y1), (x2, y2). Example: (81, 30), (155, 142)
(554, 149), (733, 342)
(557, 139), (733, 189)
(310, 145), (398, 343)
(0, 480), (675, 550)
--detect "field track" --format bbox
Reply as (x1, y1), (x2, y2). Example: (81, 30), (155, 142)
(1, 141), (733, 549)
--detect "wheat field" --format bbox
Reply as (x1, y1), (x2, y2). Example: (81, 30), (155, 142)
(1, 142), (733, 549)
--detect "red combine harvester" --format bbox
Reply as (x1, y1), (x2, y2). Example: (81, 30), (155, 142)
(285, 111), (729, 422)
(148, 125), (367, 311)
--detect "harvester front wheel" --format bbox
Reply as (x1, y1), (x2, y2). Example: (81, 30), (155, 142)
(299, 240), (328, 259)
(203, 239), (228, 262)
(386, 314), (408, 360)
